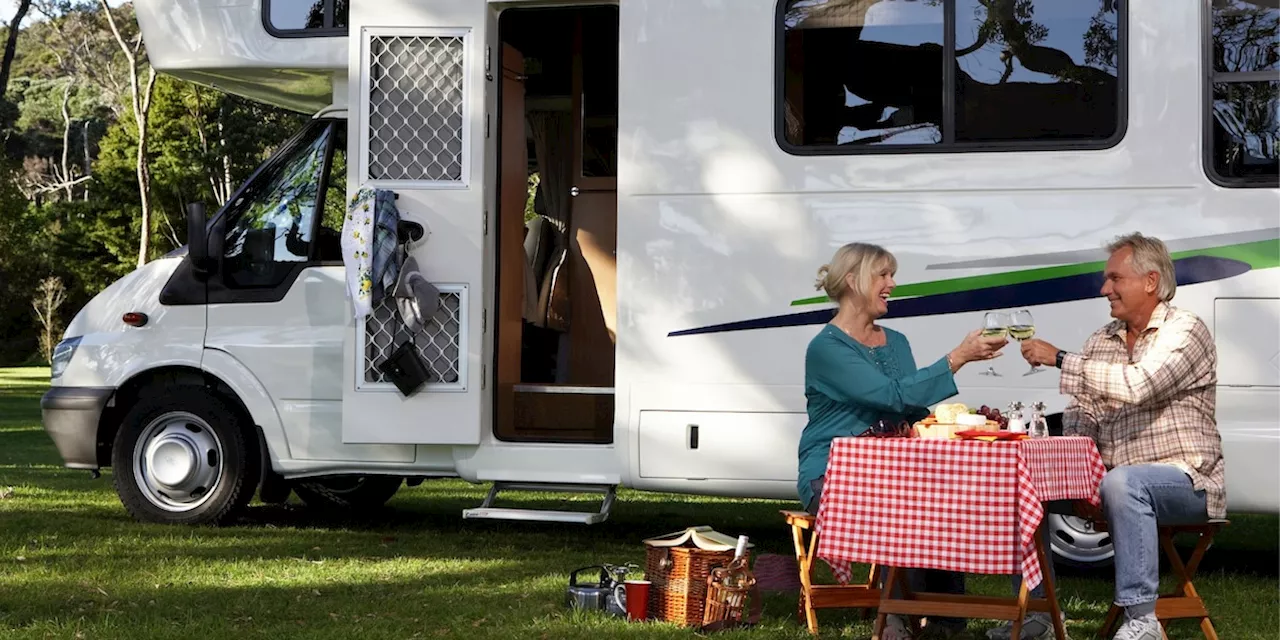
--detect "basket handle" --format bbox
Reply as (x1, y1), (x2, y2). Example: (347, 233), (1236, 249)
(698, 582), (762, 633)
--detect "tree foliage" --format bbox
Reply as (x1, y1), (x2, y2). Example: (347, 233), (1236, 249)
(0, 1), (308, 364)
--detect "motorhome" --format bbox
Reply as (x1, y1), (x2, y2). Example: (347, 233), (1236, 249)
(40, 0), (1278, 569)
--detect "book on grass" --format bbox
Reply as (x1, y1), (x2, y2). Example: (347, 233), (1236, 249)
(642, 526), (754, 551)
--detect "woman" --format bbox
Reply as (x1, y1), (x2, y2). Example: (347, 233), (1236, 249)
(797, 242), (1006, 640)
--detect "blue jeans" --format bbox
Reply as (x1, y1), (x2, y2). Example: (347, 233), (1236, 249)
(1101, 464), (1209, 607)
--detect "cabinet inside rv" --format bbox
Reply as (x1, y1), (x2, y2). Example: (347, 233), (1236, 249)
(494, 6), (619, 444)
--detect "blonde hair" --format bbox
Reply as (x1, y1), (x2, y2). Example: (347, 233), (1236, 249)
(1107, 232), (1176, 302)
(815, 242), (898, 303)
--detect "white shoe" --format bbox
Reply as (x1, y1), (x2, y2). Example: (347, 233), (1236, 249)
(882, 615), (914, 640)
(984, 613), (1060, 640)
(1112, 613), (1160, 640)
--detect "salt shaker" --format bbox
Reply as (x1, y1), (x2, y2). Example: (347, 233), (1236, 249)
(1006, 401), (1025, 433)
(1030, 401), (1049, 438)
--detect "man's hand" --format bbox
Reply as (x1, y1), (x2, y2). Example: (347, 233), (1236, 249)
(1021, 338), (1060, 367)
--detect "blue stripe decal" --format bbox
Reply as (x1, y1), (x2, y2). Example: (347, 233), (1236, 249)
(667, 255), (1251, 337)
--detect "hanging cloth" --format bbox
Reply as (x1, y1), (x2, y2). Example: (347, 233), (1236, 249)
(341, 187), (403, 320)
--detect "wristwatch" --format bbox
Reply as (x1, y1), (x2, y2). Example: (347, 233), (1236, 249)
(1055, 350), (1066, 368)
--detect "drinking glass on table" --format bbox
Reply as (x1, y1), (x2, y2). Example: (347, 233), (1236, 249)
(1009, 309), (1043, 376)
(979, 312), (1010, 377)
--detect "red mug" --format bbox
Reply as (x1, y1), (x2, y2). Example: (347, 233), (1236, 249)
(624, 580), (651, 621)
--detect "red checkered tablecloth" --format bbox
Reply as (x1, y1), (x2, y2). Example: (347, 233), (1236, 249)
(813, 436), (1105, 590)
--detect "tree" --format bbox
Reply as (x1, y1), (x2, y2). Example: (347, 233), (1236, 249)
(98, 0), (155, 268)
(31, 275), (65, 362)
(0, 0), (32, 99)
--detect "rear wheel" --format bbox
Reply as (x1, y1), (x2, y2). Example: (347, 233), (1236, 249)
(293, 475), (403, 512)
(111, 385), (258, 525)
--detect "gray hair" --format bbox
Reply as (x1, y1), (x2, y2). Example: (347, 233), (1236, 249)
(815, 242), (898, 303)
(1107, 232), (1176, 301)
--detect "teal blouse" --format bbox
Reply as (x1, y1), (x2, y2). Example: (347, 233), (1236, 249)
(796, 324), (959, 510)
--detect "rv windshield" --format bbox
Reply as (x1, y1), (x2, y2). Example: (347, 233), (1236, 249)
(220, 121), (339, 288)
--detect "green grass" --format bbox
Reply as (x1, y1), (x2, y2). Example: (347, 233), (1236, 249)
(0, 368), (1276, 639)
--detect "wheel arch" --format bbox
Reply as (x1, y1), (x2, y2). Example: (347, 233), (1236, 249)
(95, 358), (286, 500)
(96, 366), (257, 465)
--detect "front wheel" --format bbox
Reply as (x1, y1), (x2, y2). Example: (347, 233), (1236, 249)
(111, 386), (258, 525)
(293, 475), (403, 512)
(1047, 513), (1114, 569)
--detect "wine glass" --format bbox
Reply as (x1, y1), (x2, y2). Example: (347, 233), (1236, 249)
(979, 312), (1010, 377)
(1010, 309), (1043, 376)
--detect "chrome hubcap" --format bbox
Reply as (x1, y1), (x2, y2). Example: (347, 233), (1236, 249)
(133, 412), (224, 513)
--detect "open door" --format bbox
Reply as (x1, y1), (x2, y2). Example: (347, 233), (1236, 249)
(493, 6), (618, 444)
(341, 2), (489, 445)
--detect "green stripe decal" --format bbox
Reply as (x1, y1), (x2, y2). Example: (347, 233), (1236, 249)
(789, 239), (1280, 307)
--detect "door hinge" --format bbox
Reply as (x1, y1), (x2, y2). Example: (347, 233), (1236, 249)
(485, 113), (490, 138)
(483, 209), (489, 235)
(481, 363), (486, 390)
(485, 45), (492, 81)
(482, 308), (487, 333)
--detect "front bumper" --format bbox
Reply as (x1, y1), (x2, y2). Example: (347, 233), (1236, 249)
(41, 386), (115, 470)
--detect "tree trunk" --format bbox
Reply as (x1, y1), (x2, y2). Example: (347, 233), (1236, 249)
(134, 68), (156, 268)
(99, 0), (158, 268)
(0, 0), (31, 100)
(82, 120), (91, 201)
(60, 79), (72, 200)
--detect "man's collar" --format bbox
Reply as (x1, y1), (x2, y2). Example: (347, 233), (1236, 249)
(1107, 301), (1171, 338)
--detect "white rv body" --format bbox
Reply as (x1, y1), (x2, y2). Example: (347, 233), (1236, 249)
(41, 0), (1278, 560)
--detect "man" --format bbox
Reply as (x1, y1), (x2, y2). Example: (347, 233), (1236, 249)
(1002, 232), (1225, 640)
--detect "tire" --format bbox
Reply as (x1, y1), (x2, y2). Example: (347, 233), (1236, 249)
(293, 475), (403, 512)
(111, 385), (258, 525)
(1047, 513), (1115, 569)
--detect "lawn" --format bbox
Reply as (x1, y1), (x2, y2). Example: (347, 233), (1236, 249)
(0, 367), (1276, 639)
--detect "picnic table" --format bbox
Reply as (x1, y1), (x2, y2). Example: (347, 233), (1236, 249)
(814, 435), (1106, 640)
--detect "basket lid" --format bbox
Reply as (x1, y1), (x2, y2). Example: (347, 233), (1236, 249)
(643, 526), (754, 552)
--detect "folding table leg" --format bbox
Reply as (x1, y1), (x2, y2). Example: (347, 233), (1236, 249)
(1011, 580), (1030, 640)
(872, 567), (901, 640)
(1034, 525), (1069, 640)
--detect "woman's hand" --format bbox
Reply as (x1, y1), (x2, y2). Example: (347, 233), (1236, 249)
(947, 329), (1008, 371)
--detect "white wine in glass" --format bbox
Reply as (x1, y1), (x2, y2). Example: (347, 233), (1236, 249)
(1011, 309), (1044, 375)
(979, 312), (1010, 376)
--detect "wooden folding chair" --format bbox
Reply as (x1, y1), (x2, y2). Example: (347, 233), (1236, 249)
(782, 510), (881, 635)
(1097, 519), (1228, 640)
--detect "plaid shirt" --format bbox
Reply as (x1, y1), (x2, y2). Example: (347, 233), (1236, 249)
(1060, 302), (1226, 518)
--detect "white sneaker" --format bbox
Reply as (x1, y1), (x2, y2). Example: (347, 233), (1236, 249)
(984, 613), (1059, 640)
(882, 615), (914, 640)
(1112, 613), (1160, 640)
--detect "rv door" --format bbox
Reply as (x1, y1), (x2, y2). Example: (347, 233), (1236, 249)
(341, 3), (488, 445)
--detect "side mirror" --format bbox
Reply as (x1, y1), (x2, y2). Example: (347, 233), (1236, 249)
(187, 202), (209, 277)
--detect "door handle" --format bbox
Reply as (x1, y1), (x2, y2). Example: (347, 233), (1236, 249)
(688, 424), (699, 450)
(570, 186), (580, 197)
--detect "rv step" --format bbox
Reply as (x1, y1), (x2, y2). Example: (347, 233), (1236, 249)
(461, 482), (616, 524)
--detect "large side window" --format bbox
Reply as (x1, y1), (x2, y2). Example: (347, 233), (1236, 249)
(779, 0), (1123, 152)
(221, 122), (336, 288)
(1207, 0), (1278, 187)
(263, 0), (348, 37)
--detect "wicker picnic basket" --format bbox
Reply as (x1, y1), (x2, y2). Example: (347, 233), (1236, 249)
(646, 545), (744, 626)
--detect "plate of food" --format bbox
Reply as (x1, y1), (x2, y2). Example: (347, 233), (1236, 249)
(955, 430), (1028, 441)
(914, 403), (1002, 439)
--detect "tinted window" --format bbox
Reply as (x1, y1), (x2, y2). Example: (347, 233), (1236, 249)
(780, 0), (1123, 152)
(954, 0), (1119, 142)
(1207, 1), (1279, 186)
(782, 0), (945, 146)
(265, 0), (344, 35)
(222, 123), (334, 287)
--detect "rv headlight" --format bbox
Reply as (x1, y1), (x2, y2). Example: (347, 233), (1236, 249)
(50, 336), (82, 379)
